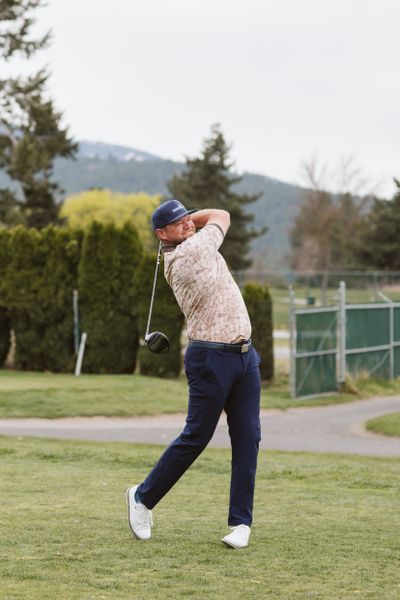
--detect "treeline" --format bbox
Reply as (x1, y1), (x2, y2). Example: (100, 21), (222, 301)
(290, 158), (400, 272)
(0, 223), (274, 380)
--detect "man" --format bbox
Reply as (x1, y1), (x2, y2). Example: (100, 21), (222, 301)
(126, 199), (261, 549)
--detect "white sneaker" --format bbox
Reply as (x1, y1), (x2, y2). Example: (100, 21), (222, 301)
(126, 485), (153, 540)
(221, 524), (251, 549)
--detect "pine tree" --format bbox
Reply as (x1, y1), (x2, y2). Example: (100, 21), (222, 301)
(358, 180), (400, 270)
(168, 124), (265, 270)
(0, 0), (77, 228)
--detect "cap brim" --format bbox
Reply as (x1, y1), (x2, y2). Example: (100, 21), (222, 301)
(162, 208), (199, 228)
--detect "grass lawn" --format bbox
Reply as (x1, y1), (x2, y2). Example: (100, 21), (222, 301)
(1, 436), (399, 599)
(2, 369), (400, 418)
(366, 412), (400, 437)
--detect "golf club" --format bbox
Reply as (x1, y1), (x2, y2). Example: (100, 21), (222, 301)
(144, 241), (170, 354)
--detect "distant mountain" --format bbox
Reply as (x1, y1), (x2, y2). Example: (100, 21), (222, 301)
(77, 140), (162, 162)
(0, 140), (308, 268)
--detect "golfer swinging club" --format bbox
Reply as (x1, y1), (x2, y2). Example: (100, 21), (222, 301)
(126, 199), (261, 549)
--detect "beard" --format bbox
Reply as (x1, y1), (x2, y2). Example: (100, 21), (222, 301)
(178, 228), (195, 242)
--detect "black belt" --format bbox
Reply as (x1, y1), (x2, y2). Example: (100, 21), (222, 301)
(188, 339), (252, 354)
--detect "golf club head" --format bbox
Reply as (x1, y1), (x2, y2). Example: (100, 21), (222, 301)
(145, 331), (170, 354)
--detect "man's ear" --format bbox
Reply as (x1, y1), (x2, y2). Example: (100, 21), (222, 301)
(155, 228), (167, 241)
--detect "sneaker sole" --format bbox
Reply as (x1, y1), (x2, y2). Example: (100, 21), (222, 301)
(126, 487), (141, 540)
(221, 537), (248, 549)
(221, 538), (237, 549)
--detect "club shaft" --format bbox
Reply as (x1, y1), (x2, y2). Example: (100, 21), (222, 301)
(145, 242), (162, 337)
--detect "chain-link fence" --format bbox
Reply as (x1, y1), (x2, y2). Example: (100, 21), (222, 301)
(235, 270), (400, 291)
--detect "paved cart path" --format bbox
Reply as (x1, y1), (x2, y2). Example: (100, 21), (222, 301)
(1, 396), (400, 457)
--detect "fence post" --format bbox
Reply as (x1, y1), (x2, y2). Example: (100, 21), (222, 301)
(74, 332), (87, 376)
(338, 281), (346, 384)
(289, 285), (296, 398)
(389, 302), (394, 380)
(378, 290), (394, 379)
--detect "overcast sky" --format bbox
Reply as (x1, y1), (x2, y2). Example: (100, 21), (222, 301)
(7, 0), (400, 195)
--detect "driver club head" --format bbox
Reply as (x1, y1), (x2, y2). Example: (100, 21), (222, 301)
(144, 331), (170, 354)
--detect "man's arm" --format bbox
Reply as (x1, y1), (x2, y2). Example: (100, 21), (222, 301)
(190, 209), (230, 235)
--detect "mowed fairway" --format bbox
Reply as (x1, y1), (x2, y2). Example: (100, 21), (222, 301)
(1, 436), (399, 599)
(0, 371), (190, 418)
(4, 370), (400, 417)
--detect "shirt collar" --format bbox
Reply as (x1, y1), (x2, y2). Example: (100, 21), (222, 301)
(160, 242), (177, 254)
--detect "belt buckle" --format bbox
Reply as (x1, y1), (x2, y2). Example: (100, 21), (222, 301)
(241, 343), (249, 353)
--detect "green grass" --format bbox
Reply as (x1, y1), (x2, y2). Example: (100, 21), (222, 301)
(366, 412), (400, 437)
(2, 369), (400, 418)
(0, 370), (188, 418)
(1, 435), (399, 599)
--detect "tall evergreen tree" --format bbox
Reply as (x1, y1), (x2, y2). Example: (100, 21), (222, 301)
(0, 0), (77, 228)
(168, 124), (265, 270)
(358, 180), (400, 270)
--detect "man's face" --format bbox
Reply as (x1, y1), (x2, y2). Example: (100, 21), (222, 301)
(157, 215), (196, 244)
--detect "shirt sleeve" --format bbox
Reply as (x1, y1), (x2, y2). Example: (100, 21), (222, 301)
(173, 223), (224, 270)
(189, 223), (224, 252)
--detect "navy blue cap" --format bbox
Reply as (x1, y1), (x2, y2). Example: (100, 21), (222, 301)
(151, 199), (197, 230)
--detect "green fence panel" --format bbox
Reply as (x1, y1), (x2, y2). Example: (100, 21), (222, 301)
(294, 309), (337, 397)
(394, 306), (400, 343)
(293, 301), (399, 398)
(393, 306), (400, 377)
(296, 310), (337, 353)
(295, 353), (337, 397)
(394, 347), (400, 378)
(346, 307), (390, 349)
(346, 349), (390, 379)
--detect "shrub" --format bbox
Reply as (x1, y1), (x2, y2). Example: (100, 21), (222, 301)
(2, 226), (81, 371)
(0, 229), (11, 366)
(243, 282), (274, 380)
(36, 227), (82, 371)
(134, 251), (184, 378)
(0, 311), (10, 366)
(78, 222), (143, 373)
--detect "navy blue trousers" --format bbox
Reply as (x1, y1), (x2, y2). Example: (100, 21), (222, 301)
(137, 345), (261, 526)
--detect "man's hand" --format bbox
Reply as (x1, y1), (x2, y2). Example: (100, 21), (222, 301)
(191, 209), (230, 235)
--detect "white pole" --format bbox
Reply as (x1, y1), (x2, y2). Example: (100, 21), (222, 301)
(289, 285), (296, 398)
(378, 291), (394, 379)
(389, 302), (394, 380)
(74, 332), (87, 376)
(338, 281), (346, 384)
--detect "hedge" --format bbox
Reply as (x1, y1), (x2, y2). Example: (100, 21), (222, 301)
(134, 251), (184, 378)
(0, 229), (11, 366)
(243, 282), (274, 380)
(78, 221), (143, 373)
(0, 223), (186, 377)
(1, 226), (81, 371)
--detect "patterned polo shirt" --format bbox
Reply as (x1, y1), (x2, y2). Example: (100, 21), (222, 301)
(162, 223), (252, 344)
